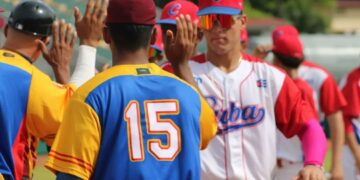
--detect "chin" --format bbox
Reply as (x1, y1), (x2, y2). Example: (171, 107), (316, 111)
(210, 46), (229, 55)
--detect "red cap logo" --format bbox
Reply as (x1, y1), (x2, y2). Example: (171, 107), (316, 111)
(168, 3), (182, 16)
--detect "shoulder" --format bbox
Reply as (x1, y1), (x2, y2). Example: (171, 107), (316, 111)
(340, 67), (360, 89)
(76, 64), (201, 101)
(300, 60), (330, 78)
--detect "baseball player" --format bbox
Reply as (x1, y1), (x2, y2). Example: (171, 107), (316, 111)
(339, 67), (360, 180)
(297, 33), (347, 180)
(254, 26), (347, 180)
(164, 0), (327, 179)
(255, 25), (319, 179)
(0, 0), (105, 179)
(45, 0), (217, 179)
(148, 25), (164, 64)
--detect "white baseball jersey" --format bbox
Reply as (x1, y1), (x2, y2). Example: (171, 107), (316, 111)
(298, 61), (346, 121)
(189, 57), (314, 180)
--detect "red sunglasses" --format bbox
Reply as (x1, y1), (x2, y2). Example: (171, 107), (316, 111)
(199, 14), (240, 30)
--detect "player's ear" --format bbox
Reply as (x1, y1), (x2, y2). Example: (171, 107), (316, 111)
(103, 27), (111, 44)
(240, 14), (247, 27)
(150, 26), (157, 45)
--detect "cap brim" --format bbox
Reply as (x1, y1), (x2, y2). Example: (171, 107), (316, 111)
(197, 7), (241, 16)
(156, 19), (176, 25)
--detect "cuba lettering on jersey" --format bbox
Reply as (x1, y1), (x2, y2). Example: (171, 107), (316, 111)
(0, 50), (75, 180)
(188, 58), (314, 180)
(299, 60), (347, 120)
(46, 64), (217, 180)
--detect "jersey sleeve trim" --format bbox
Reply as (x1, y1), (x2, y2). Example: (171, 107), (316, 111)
(47, 150), (93, 173)
(46, 162), (89, 180)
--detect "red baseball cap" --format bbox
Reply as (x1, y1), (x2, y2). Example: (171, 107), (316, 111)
(106, 0), (156, 25)
(151, 25), (164, 51)
(198, 0), (243, 16)
(158, 0), (199, 25)
(272, 25), (304, 60)
(240, 28), (248, 43)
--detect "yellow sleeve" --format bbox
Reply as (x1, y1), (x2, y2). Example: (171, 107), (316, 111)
(45, 98), (101, 180)
(199, 96), (217, 150)
(26, 69), (76, 146)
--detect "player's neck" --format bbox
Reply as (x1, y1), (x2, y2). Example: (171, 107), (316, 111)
(207, 49), (242, 74)
(112, 49), (149, 66)
(2, 43), (38, 63)
(286, 68), (299, 80)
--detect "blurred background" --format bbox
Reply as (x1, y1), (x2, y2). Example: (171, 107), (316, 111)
(0, 0), (359, 178)
(0, 0), (359, 80)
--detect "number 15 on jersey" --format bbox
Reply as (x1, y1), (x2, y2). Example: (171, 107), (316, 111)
(124, 100), (182, 162)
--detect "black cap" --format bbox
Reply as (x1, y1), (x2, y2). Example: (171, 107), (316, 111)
(8, 0), (56, 37)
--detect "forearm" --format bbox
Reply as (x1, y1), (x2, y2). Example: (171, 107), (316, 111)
(346, 131), (360, 163)
(53, 66), (71, 84)
(298, 119), (327, 166)
(327, 111), (345, 170)
(172, 63), (198, 90)
(69, 45), (97, 87)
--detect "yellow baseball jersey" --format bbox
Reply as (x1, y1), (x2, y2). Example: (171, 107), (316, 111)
(46, 64), (217, 180)
(0, 49), (75, 180)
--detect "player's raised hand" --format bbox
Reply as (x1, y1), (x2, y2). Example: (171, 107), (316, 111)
(253, 44), (273, 60)
(293, 165), (325, 180)
(164, 14), (198, 66)
(74, 0), (109, 47)
(38, 20), (77, 84)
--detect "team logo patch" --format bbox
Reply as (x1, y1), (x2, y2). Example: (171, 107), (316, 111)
(195, 77), (203, 84)
(256, 79), (267, 88)
(136, 68), (151, 75)
(168, 3), (182, 16)
(206, 96), (266, 134)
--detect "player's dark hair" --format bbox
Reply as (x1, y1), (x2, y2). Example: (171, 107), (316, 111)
(273, 52), (304, 69)
(107, 23), (154, 52)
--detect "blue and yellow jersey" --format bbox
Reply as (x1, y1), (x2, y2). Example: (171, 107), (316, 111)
(0, 49), (75, 180)
(46, 64), (217, 180)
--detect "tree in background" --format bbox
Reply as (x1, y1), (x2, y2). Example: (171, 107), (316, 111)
(155, 0), (336, 33)
(248, 0), (336, 33)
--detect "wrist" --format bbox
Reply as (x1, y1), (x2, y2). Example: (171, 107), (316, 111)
(80, 39), (99, 47)
(305, 164), (324, 172)
(52, 64), (70, 73)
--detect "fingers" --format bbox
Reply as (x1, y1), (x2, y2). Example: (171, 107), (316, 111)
(84, 0), (95, 20)
(65, 23), (72, 44)
(37, 39), (50, 60)
(70, 31), (77, 48)
(185, 14), (194, 43)
(165, 30), (175, 48)
(74, 7), (82, 23)
(59, 20), (67, 44)
(179, 14), (188, 42)
(52, 21), (60, 47)
(92, 0), (102, 22)
(98, 0), (109, 23)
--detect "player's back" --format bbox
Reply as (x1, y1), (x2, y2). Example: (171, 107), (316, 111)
(0, 50), (33, 179)
(74, 64), (211, 179)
